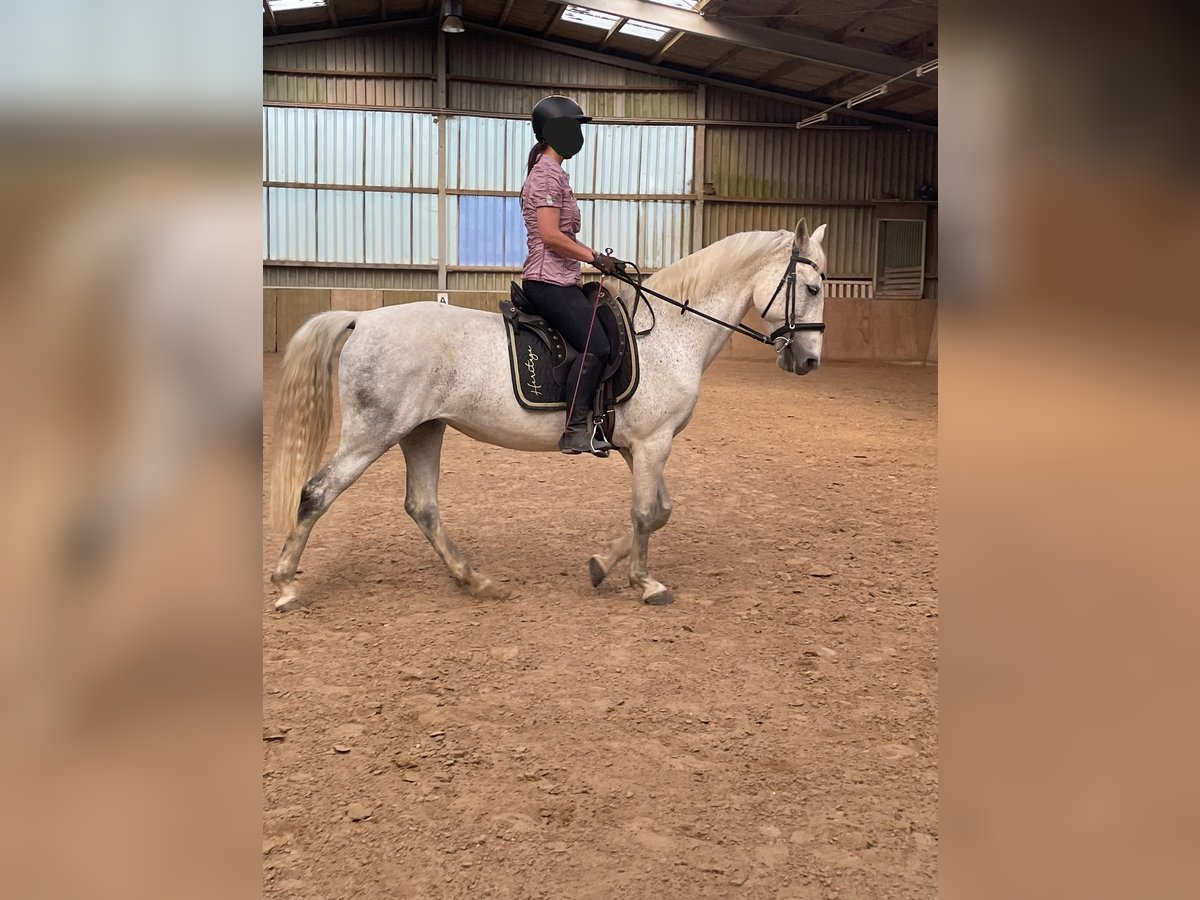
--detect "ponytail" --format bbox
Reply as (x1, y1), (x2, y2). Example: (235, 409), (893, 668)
(526, 140), (547, 174)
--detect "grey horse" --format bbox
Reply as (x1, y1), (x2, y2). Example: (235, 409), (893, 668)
(269, 220), (828, 611)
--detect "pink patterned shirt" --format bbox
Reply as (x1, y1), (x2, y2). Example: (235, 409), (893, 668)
(520, 153), (583, 286)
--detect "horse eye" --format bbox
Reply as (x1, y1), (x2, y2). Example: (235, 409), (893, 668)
(806, 284), (821, 297)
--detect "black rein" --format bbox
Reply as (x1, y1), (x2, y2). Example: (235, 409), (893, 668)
(605, 246), (826, 350)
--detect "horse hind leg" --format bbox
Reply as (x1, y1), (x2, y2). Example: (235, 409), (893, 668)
(401, 421), (512, 601)
(271, 428), (392, 612)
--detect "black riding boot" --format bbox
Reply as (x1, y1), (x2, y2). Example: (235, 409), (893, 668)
(560, 355), (615, 457)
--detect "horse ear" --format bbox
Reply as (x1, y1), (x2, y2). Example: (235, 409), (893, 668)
(810, 223), (827, 245)
(794, 218), (810, 246)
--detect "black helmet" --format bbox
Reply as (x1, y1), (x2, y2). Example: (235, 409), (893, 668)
(532, 95), (592, 141)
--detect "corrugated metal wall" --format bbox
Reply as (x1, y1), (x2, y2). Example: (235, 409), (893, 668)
(705, 127), (873, 201)
(265, 266), (438, 289)
(263, 27), (936, 295)
(704, 204), (874, 277)
(264, 106), (439, 265)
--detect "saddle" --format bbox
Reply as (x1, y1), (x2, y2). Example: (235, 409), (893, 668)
(501, 281), (640, 443)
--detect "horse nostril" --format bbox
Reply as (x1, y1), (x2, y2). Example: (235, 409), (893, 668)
(804, 357), (819, 370)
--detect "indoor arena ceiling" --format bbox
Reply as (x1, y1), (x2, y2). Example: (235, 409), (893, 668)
(263, 0), (938, 129)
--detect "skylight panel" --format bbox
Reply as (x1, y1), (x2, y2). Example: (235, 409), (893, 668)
(619, 19), (672, 41)
(267, 1), (327, 12)
(646, 0), (701, 10)
(562, 6), (620, 30)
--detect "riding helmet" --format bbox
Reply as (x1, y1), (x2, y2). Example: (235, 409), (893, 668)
(532, 95), (592, 141)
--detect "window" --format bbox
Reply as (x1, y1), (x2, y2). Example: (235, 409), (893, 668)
(646, 0), (701, 9)
(562, 5), (675, 41)
(266, 1), (327, 11)
(619, 20), (671, 41)
(874, 220), (927, 298)
(561, 6), (620, 30)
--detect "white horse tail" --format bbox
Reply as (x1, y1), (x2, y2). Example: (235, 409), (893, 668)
(269, 311), (358, 533)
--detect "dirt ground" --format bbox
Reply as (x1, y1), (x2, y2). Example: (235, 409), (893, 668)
(262, 352), (937, 899)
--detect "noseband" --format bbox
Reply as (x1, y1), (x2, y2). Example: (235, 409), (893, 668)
(760, 247), (827, 352)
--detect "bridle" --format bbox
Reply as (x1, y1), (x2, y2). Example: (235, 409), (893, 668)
(760, 246), (827, 352)
(607, 244), (826, 354)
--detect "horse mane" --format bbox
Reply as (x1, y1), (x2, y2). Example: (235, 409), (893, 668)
(645, 230), (794, 300)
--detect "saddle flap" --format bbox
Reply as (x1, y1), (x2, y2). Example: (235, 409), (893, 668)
(501, 279), (640, 413)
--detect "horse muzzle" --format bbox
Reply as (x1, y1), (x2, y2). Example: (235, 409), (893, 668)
(778, 347), (820, 375)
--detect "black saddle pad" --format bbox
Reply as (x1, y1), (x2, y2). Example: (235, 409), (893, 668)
(501, 282), (640, 411)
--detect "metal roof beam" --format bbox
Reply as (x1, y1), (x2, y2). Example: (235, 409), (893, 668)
(864, 82), (929, 108)
(598, 17), (628, 50)
(754, 58), (802, 86)
(892, 25), (938, 58)
(498, 0), (515, 27)
(702, 47), (742, 75)
(543, 4), (565, 37)
(828, 0), (907, 44)
(649, 30), (687, 64)
(263, 0), (278, 34)
(263, 16), (436, 45)
(466, 22), (935, 130)
(814, 71), (861, 97)
(327, 0), (338, 27)
(540, 0), (930, 84)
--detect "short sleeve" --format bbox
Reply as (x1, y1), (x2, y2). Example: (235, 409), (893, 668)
(527, 165), (564, 209)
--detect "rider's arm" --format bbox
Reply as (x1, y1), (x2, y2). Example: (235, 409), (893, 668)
(536, 206), (596, 263)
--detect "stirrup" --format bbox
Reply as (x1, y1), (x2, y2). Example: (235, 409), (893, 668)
(589, 422), (615, 457)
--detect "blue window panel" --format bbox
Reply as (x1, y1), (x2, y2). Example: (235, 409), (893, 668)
(457, 195), (525, 266)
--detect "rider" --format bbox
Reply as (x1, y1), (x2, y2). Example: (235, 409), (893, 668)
(520, 95), (621, 457)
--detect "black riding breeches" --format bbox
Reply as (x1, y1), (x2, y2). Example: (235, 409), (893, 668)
(521, 280), (611, 425)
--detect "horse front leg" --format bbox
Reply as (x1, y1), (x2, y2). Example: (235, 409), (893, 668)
(626, 436), (675, 605)
(588, 447), (669, 587)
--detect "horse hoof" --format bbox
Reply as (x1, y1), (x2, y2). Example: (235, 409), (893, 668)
(469, 575), (513, 602)
(644, 589), (675, 606)
(588, 556), (608, 587)
(274, 594), (307, 613)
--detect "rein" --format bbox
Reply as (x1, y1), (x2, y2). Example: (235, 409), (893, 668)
(606, 246), (826, 353)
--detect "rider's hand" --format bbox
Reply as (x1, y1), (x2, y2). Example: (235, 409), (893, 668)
(591, 252), (624, 276)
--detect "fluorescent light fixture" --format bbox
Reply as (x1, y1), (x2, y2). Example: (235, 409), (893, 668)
(916, 59), (939, 77)
(797, 112), (829, 129)
(846, 84), (889, 107)
(620, 19), (671, 40)
(267, 0), (326, 11)
(562, 5), (620, 30)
